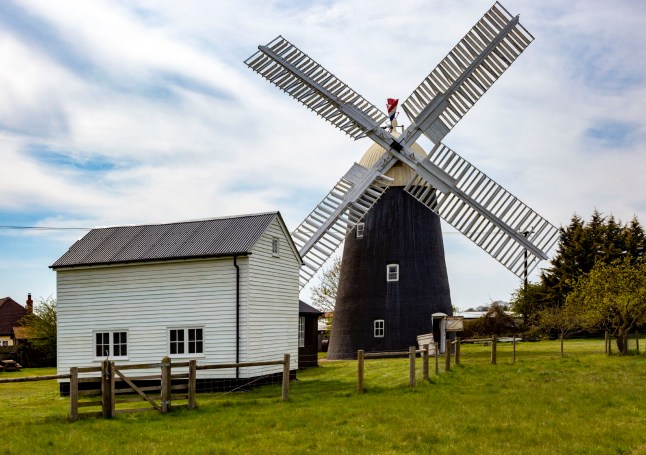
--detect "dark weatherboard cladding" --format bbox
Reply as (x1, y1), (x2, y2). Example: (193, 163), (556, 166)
(327, 189), (452, 359)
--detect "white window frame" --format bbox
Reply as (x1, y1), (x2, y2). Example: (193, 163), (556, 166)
(356, 222), (365, 239)
(374, 319), (385, 338)
(387, 264), (399, 282)
(168, 327), (205, 357)
(94, 330), (128, 360)
(298, 316), (305, 348)
(272, 237), (280, 257)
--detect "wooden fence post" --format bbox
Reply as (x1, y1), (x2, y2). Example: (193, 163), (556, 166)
(445, 341), (451, 372)
(491, 336), (497, 365)
(455, 338), (461, 365)
(422, 345), (429, 381)
(69, 367), (79, 422)
(188, 359), (197, 409)
(357, 350), (365, 393)
(435, 344), (439, 375)
(636, 331), (640, 353)
(161, 356), (171, 413)
(409, 346), (416, 387)
(512, 335), (517, 363)
(101, 359), (112, 419)
(282, 353), (290, 401)
(608, 334), (613, 355)
(109, 362), (115, 417)
(605, 330), (609, 355)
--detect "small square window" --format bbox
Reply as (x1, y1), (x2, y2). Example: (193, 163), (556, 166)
(113, 332), (127, 357)
(170, 329), (185, 355)
(188, 328), (203, 354)
(374, 320), (384, 338)
(169, 328), (204, 357)
(272, 238), (280, 257)
(95, 331), (128, 359)
(387, 264), (399, 282)
(356, 223), (365, 239)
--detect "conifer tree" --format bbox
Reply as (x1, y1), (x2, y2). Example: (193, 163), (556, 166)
(512, 211), (646, 325)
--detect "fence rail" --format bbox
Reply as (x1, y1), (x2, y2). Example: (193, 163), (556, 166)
(0, 373), (70, 383)
(0, 354), (291, 422)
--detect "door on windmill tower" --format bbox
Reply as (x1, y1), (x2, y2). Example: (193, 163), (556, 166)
(432, 313), (447, 354)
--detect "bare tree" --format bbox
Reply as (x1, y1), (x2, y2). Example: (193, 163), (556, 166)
(537, 305), (581, 357)
(310, 257), (341, 312)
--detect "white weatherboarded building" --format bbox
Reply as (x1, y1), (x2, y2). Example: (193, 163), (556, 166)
(51, 212), (301, 391)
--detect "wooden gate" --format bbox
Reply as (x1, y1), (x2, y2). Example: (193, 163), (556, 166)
(111, 362), (163, 415)
(105, 358), (197, 417)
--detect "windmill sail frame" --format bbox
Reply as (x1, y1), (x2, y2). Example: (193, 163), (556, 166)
(246, 2), (558, 288)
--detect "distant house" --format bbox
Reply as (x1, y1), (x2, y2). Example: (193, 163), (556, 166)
(0, 295), (30, 347)
(298, 301), (323, 369)
(51, 212), (302, 393)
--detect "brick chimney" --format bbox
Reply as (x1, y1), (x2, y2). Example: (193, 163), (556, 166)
(26, 293), (33, 314)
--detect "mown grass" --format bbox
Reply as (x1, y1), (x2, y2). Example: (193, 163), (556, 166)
(1, 339), (644, 454)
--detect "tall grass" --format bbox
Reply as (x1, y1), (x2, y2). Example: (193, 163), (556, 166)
(0, 339), (644, 454)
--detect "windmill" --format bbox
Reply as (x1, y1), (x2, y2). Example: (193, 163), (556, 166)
(245, 2), (559, 358)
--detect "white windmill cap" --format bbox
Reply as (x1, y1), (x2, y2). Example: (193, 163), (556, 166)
(358, 128), (427, 186)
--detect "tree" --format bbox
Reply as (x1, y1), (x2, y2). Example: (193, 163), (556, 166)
(509, 282), (550, 329)
(467, 302), (518, 337)
(536, 305), (581, 357)
(565, 261), (646, 354)
(513, 211), (646, 322)
(310, 257), (342, 312)
(19, 297), (57, 364)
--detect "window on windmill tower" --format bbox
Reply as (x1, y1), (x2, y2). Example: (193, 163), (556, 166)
(374, 319), (385, 338)
(272, 237), (280, 257)
(356, 222), (365, 238)
(386, 264), (399, 281)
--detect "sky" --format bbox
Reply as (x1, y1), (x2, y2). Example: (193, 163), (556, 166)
(1, 0), (645, 311)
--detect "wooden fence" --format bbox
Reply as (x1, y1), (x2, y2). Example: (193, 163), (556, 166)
(356, 336), (522, 392)
(357, 345), (442, 393)
(459, 336), (518, 364)
(0, 354), (291, 422)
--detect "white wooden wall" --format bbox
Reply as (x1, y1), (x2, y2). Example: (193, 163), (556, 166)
(56, 215), (301, 381)
(245, 218), (301, 376)
(56, 257), (248, 379)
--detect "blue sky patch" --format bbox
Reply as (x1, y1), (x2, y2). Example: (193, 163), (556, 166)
(160, 71), (233, 101)
(25, 143), (122, 172)
(583, 119), (639, 150)
(0, 209), (64, 228)
(0, 1), (97, 77)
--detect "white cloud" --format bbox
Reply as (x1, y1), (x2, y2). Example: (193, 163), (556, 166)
(1, 0), (646, 307)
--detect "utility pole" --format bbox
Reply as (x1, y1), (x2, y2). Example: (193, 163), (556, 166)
(522, 230), (532, 292)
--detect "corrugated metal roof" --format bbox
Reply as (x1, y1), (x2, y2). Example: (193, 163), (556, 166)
(299, 300), (323, 315)
(51, 212), (279, 269)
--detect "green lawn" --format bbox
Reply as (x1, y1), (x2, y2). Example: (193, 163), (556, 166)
(1, 339), (644, 454)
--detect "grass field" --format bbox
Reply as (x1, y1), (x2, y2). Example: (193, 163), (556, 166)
(0, 339), (644, 454)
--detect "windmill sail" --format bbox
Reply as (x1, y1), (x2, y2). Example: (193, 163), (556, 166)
(400, 2), (534, 146)
(245, 36), (388, 140)
(404, 143), (559, 277)
(291, 163), (394, 288)
(246, 3), (556, 286)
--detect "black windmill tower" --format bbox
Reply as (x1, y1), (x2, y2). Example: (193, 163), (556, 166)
(246, 3), (559, 359)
